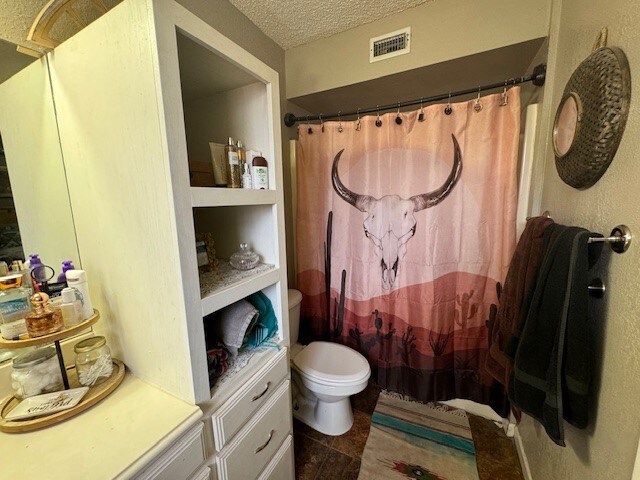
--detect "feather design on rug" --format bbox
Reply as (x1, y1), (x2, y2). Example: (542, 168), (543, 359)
(387, 460), (448, 479)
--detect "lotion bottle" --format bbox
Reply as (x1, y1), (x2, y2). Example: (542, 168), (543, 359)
(65, 270), (94, 320)
(252, 155), (269, 189)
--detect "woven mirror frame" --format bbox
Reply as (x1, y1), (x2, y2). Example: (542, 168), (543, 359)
(553, 46), (631, 189)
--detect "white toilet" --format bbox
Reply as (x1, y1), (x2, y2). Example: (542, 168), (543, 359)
(287, 289), (371, 436)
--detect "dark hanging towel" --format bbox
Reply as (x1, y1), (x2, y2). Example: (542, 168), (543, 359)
(485, 216), (554, 387)
(508, 224), (600, 447)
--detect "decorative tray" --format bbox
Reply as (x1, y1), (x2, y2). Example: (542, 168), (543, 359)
(0, 310), (100, 348)
(0, 358), (125, 433)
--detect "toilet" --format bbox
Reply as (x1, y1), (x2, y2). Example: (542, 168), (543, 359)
(287, 289), (371, 436)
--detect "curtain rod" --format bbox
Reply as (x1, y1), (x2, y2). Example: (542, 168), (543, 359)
(283, 64), (547, 127)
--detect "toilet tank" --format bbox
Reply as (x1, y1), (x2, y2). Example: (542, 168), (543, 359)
(288, 289), (303, 344)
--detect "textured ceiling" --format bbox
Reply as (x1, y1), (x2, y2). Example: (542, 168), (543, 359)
(229, 0), (432, 49)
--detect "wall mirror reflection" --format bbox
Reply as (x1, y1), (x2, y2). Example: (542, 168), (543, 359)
(0, 40), (81, 364)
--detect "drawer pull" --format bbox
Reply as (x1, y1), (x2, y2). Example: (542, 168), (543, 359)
(252, 381), (271, 401)
(255, 429), (274, 454)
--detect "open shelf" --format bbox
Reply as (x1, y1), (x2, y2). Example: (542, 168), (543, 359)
(190, 187), (276, 207)
(200, 261), (279, 316)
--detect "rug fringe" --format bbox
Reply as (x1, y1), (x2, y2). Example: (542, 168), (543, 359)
(380, 390), (468, 418)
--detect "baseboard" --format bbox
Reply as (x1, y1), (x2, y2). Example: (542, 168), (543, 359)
(514, 426), (533, 480)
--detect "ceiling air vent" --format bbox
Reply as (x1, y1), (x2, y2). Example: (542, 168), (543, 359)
(370, 27), (411, 63)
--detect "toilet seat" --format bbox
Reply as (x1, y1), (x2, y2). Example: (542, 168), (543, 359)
(293, 341), (370, 386)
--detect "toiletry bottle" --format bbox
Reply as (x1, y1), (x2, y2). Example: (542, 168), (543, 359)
(225, 137), (241, 188)
(28, 254), (47, 283)
(56, 260), (75, 283)
(65, 270), (94, 320)
(242, 163), (253, 189)
(25, 292), (64, 337)
(236, 139), (246, 177)
(59, 287), (83, 326)
(252, 155), (269, 189)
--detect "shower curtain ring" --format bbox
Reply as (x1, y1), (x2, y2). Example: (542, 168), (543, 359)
(375, 105), (382, 127)
(306, 115), (313, 134)
(474, 87), (483, 112)
(356, 108), (361, 131)
(500, 81), (509, 107)
(395, 102), (403, 125)
(338, 111), (343, 133)
(320, 114), (324, 133)
(418, 97), (425, 122)
(444, 93), (453, 115)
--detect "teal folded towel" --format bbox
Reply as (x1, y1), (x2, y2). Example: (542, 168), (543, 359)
(244, 291), (278, 349)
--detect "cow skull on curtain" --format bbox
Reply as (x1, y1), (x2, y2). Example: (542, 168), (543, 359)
(332, 134), (463, 289)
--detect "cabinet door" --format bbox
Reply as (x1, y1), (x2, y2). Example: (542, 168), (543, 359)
(133, 423), (206, 480)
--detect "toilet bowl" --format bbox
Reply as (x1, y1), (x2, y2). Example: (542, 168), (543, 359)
(288, 289), (371, 436)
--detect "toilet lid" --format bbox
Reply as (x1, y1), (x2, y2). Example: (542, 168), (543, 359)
(293, 341), (370, 384)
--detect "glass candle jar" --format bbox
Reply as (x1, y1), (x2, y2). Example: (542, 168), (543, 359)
(11, 346), (64, 399)
(74, 336), (113, 387)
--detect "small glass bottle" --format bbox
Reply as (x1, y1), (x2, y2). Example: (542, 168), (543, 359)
(59, 287), (83, 326)
(11, 346), (64, 399)
(225, 137), (241, 188)
(74, 336), (113, 386)
(25, 292), (64, 337)
(242, 163), (253, 189)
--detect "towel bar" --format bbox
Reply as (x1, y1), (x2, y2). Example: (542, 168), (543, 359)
(588, 224), (632, 254)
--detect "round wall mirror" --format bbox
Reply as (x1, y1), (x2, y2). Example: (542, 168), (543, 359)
(553, 93), (581, 157)
(554, 46), (631, 189)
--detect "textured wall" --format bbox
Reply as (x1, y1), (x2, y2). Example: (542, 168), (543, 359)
(285, 0), (551, 98)
(520, 0), (640, 478)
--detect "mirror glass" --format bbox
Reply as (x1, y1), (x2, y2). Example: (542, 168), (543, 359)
(553, 93), (580, 157)
(0, 40), (81, 363)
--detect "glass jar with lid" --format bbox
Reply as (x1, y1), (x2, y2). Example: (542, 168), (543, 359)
(229, 243), (260, 270)
(11, 346), (64, 399)
(74, 336), (113, 387)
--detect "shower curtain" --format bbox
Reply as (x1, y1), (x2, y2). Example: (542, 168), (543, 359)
(295, 89), (521, 416)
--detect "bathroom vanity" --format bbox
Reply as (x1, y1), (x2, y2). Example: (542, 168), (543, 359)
(0, 0), (293, 478)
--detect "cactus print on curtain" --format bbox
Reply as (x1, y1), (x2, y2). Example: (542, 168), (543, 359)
(295, 89), (521, 416)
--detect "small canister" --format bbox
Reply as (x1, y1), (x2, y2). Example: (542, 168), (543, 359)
(11, 346), (64, 399)
(74, 336), (113, 387)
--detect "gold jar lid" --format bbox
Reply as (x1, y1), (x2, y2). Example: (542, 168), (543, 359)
(74, 336), (107, 353)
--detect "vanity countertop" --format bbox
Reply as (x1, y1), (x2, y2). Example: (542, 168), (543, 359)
(0, 372), (202, 479)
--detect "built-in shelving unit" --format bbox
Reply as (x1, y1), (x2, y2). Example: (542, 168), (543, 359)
(48, 0), (289, 408)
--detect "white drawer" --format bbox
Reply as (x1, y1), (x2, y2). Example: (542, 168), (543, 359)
(257, 435), (294, 480)
(133, 423), (206, 480)
(217, 380), (292, 480)
(211, 348), (288, 450)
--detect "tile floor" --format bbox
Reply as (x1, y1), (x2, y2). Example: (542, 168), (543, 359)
(293, 383), (524, 480)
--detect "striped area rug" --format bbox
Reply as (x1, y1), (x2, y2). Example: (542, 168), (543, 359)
(358, 392), (479, 480)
